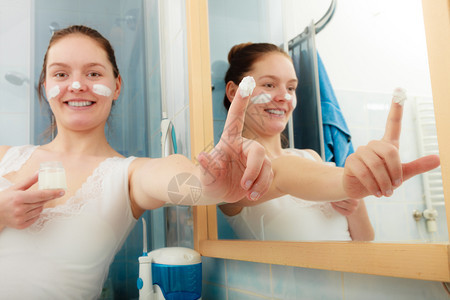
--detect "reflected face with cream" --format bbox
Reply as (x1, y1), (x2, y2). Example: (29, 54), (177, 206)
(44, 34), (121, 132)
(242, 53), (298, 137)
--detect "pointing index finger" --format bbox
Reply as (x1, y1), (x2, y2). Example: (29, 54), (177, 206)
(222, 76), (255, 139)
(383, 88), (406, 146)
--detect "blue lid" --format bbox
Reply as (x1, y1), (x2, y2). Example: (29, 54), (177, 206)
(152, 263), (201, 300)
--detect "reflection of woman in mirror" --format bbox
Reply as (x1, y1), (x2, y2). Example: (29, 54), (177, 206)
(219, 43), (440, 242)
(0, 27), (273, 298)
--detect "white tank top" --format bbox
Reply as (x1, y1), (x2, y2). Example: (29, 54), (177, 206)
(224, 149), (351, 241)
(0, 145), (138, 299)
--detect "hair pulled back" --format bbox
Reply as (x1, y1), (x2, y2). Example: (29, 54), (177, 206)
(37, 25), (120, 103)
(223, 42), (290, 110)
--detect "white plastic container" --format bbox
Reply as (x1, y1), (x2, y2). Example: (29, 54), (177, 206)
(38, 161), (67, 190)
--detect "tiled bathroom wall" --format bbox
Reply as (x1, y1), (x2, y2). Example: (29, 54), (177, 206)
(202, 257), (449, 299)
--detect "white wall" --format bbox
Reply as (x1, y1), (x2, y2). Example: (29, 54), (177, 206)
(0, 0), (32, 145)
(284, 0), (432, 95)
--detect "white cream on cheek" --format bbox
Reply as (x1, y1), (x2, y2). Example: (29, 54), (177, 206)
(250, 92), (297, 109)
(284, 93), (292, 101)
(284, 93), (297, 109)
(93, 84), (112, 97)
(292, 97), (297, 109)
(250, 93), (272, 104)
(46, 85), (60, 101)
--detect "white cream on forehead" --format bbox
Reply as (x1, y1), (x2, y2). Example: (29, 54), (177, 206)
(93, 84), (112, 97)
(251, 93), (271, 104)
(392, 87), (407, 106)
(46, 85), (60, 100)
(71, 81), (81, 89)
(239, 76), (256, 98)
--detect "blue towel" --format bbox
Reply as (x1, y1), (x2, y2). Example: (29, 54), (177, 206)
(317, 53), (354, 167)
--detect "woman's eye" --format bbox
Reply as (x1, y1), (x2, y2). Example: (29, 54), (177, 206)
(54, 72), (67, 78)
(87, 72), (101, 78)
(263, 83), (274, 88)
(288, 87), (296, 92)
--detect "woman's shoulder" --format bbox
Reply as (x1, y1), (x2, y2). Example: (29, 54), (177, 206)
(0, 145), (12, 162)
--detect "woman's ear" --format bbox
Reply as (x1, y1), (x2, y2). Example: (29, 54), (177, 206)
(225, 81), (238, 104)
(113, 75), (122, 100)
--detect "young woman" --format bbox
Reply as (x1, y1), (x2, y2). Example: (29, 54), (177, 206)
(0, 26), (272, 299)
(219, 43), (440, 241)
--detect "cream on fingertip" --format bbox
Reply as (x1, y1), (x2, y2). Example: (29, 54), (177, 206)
(392, 87), (407, 106)
(239, 76), (256, 98)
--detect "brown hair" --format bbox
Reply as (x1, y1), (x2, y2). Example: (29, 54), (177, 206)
(37, 25), (120, 137)
(223, 42), (291, 110)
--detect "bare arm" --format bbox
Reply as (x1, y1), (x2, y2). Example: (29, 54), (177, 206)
(219, 150), (347, 214)
(345, 200), (374, 241)
(129, 155), (226, 210)
(129, 80), (273, 212)
(270, 155), (347, 201)
(221, 94), (440, 215)
(330, 198), (374, 241)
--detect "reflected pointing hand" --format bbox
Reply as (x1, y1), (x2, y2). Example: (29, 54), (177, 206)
(343, 89), (440, 199)
(197, 76), (273, 203)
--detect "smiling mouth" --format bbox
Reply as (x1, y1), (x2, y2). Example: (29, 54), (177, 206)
(66, 101), (94, 107)
(265, 109), (285, 116)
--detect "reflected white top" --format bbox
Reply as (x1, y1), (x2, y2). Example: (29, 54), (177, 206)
(0, 145), (137, 299)
(224, 149), (351, 241)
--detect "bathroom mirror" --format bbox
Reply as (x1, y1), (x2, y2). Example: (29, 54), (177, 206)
(209, 0), (447, 244)
(188, 0), (450, 281)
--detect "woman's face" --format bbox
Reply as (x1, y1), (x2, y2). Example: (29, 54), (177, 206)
(243, 53), (298, 139)
(44, 34), (121, 133)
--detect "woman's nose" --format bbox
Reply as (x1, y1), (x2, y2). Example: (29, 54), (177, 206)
(68, 79), (87, 92)
(273, 88), (288, 102)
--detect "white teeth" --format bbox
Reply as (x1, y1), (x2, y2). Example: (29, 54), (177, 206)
(67, 101), (93, 107)
(266, 109), (285, 115)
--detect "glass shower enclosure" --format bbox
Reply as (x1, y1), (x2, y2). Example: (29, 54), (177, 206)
(30, 0), (162, 298)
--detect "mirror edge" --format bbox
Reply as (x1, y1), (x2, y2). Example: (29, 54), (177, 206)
(188, 0), (450, 281)
(185, 0), (215, 249)
(422, 0), (450, 238)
